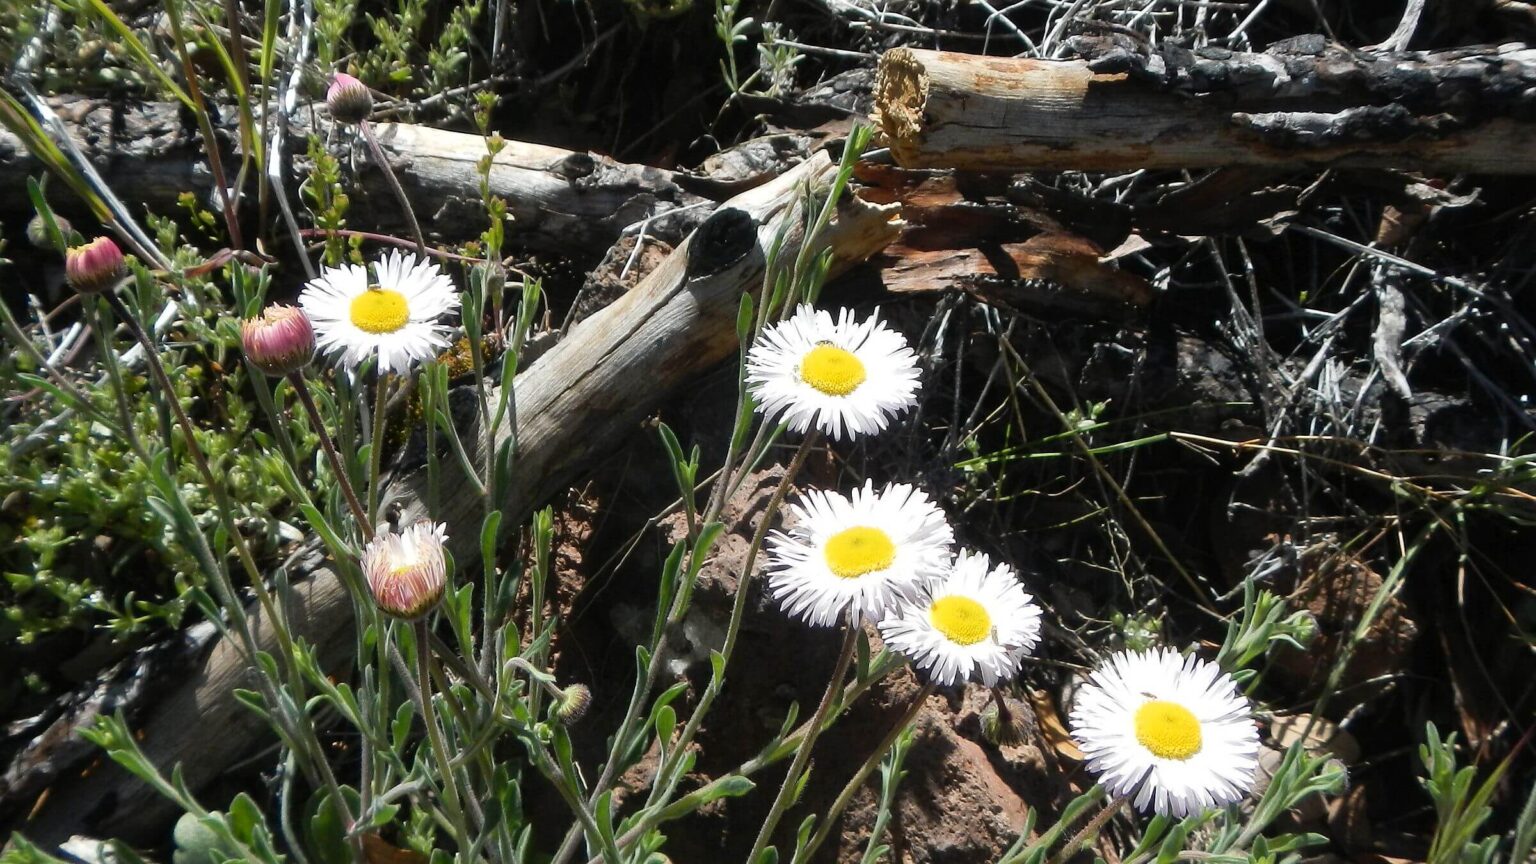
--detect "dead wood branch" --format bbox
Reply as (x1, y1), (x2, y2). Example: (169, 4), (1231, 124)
(0, 97), (707, 254)
(872, 41), (1536, 173)
(854, 164), (1150, 317)
(11, 151), (901, 846)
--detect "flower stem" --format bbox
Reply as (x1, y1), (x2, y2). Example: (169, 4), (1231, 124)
(288, 371), (373, 540)
(367, 372), (389, 525)
(648, 430), (821, 787)
(1048, 793), (1130, 864)
(105, 294), (286, 654)
(359, 120), (427, 256)
(412, 618), (474, 856)
(802, 682), (935, 860)
(89, 300), (148, 457)
(549, 432), (820, 864)
(745, 618), (860, 864)
(105, 293), (361, 854)
(718, 429), (819, 674)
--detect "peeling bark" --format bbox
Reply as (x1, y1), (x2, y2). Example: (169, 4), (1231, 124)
(872, 43), (1536, 173)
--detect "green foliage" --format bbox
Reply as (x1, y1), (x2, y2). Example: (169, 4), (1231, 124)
(1419, 723), (1511, 864)
(303, 137), (357, 266)
(1216, 578), (1318, 683)
(327, 0), (482, 115)
(0, 288), (293, 656)
(858, 724), (916, 864)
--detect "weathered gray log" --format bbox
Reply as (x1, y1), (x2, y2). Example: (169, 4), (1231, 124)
(12, 150), (900, 846)
(0, 97), (707, 254)
(872, 41), (1536, 173)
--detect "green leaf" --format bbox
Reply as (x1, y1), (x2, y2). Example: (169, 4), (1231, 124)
(480, 510), (503, 579)
(232, 688), (268, 719)
(227, 792), (263, 844)
(654, 704), (677, 750)
(1155, 818), (1195, 864)
(392, 699), (416, 750)
(653, 541), (687, 641)
(736, 292), (756, 343)
(307, 788), (362, 864)
(2, 833), (74, 864)
(80, 0), (195, 109)
(172, 813), (231, 864)
(104, 842), (149, 864)
(595, 790), (619, 850)
(1126, 814), (1170, 860)
(25, 178), (72, 251)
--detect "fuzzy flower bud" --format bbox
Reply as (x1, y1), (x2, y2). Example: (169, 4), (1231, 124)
(554, 683), (592, 726)
(362, 521), (448, 619)
(65, 236), (126, 295)
(28, 213), (71, 251)
(326, 73), (373, 124)
(982, 701), (1028, 748)
(241, 304), (316, 377)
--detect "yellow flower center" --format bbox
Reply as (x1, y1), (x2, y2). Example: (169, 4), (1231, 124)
(823, 526), (896, 578)
(1134, 700), (1203, 760)
(350, 286), (410, 334)
(930, 595), (991, 645)
(800, 344), (866, 396)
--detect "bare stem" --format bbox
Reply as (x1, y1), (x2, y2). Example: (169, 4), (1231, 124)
(289, 371), (373, 540)
(1048, 793), (1130, 864)
(368, 372), (389, 525)
(412, 618), (475, 856)
(745, 619), (860, 864)
(802, 682), (935, 860)
(359, 120), (427, 256)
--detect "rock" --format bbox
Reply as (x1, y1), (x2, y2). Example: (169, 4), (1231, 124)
(1270, 542), (1419, 711)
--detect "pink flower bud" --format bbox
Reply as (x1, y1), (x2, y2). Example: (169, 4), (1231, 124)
(363, 521), (448, 619)
(326, 73), (373, 124)
(241, 304), (316, 377)
(65, 236), (126, 295)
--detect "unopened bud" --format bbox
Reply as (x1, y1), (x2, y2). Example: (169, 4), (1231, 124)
(555, 683), (592, 725)
(982, 695), (1027, 748)
(27, 214), (71, 251)
(362, 521), (449, 619)
(326, 72), (373, 124)
(477, 261), (506, 297)
(241, 304), (316, 377)
(65, 236), (126, 295)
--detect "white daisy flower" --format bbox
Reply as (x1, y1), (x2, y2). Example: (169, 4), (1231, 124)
(766, 480), (953, 627)
(299, 249), (460, 373)
(746, 304), (920, 440)
(878, 550), (1042, 687)
(1069, 648), (1261, 818)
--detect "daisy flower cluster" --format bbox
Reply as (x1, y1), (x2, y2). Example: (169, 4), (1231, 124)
(750, 305), (1043, 689)
(748, 303), (1261, 819)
